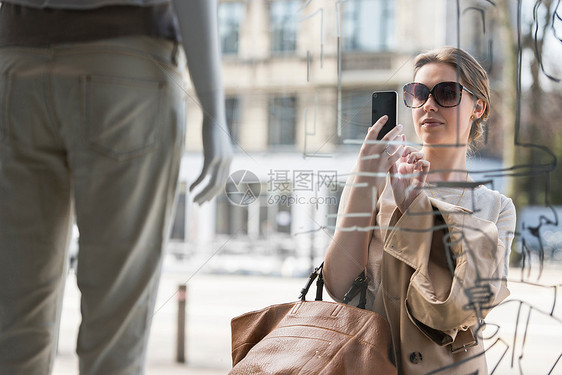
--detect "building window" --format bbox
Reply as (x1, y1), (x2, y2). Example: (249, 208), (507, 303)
(216, 195), (249, 235)
(259, 195), (292, 236)
(170, 182), (187, 240)
(270, 0), (300, 54)
(275, 204), (292, 234)
(339, 91), (371, 143)
(342, 0), (395, 52)
(225, 96), (241, 145)
(218, 2), (245, 55)
(326, 183), (344, 235)
(215, 185), (291, 238)
(268, 95), (297, 146)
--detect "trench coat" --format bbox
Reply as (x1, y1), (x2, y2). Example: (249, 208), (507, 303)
(365, 188), (511, 375)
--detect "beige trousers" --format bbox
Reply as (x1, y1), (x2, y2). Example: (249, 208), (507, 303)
(0, 36), (187, 375)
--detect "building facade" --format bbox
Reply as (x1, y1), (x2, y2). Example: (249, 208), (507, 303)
(169, 0), (499, 275)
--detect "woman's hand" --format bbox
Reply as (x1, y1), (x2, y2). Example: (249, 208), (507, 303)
(356, 116), (404, 191)
(389, 135), (430, 213)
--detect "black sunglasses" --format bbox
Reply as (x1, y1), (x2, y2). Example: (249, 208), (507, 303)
(403, 81), (475, 108)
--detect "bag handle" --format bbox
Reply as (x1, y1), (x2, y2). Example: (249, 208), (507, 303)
(342, 271), (368, 309)
(298, 262), (368, 310)
(298, 263), (323, 301)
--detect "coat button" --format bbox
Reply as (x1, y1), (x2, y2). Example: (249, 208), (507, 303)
(409, 352), (423, 364)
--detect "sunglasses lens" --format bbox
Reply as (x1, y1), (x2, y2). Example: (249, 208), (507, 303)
(404, 83), (429, 108)
(434, 82), (461, 107)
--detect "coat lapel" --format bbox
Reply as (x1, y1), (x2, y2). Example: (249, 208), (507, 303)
(383, 193), (508, 332)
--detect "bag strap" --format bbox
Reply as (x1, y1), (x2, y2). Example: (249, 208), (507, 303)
(315, 266), (325, 301)
(342, 271), (368, 309)
(299, 262), (368, 309)
(298, 262), (323, 302)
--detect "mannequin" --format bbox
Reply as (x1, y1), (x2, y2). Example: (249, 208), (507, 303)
(173, 0), (233, 203)
(0, 1), (232, 374)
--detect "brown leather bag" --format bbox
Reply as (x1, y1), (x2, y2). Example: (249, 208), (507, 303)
(229, 264), (397, 374)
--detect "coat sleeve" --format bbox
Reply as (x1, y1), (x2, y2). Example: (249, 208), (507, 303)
(384, 193), (513, 348)
(496, 196), (516, 279)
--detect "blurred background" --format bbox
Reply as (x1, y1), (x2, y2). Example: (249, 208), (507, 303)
(176, 0), (562, 273)
(56, 0), (562, 374)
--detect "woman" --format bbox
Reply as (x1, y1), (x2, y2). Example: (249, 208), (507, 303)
(324, 47), (516, 374)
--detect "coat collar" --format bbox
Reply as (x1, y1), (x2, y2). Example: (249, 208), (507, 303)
(383, 193), (508, 331)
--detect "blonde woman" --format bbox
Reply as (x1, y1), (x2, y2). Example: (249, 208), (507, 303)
(325, 47), (516, 374)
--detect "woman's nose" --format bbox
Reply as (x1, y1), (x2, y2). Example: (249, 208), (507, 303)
(422, 93), (439, 112)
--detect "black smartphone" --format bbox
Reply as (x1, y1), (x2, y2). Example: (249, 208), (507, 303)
(371, 91), (397, 140)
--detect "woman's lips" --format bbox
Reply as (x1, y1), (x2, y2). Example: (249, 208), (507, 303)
(421, 120), (443, 128)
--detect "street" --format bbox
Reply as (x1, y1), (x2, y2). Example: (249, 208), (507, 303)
(53, 263), (562, 375)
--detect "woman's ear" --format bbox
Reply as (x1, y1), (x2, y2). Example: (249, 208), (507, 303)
(472, 99), (486, 119)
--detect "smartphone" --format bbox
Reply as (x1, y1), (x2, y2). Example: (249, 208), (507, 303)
(371, 91), (397, 140)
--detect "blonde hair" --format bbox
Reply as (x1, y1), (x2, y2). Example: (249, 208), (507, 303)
(413, 47), (491, 147)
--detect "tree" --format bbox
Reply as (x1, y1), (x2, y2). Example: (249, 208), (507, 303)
(496, 0), (561, 266)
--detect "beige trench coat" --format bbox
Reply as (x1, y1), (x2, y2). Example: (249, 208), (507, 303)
(366, 189), (510, 375)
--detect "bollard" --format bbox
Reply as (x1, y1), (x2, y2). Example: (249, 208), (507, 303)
(176, 284), (187, 363)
